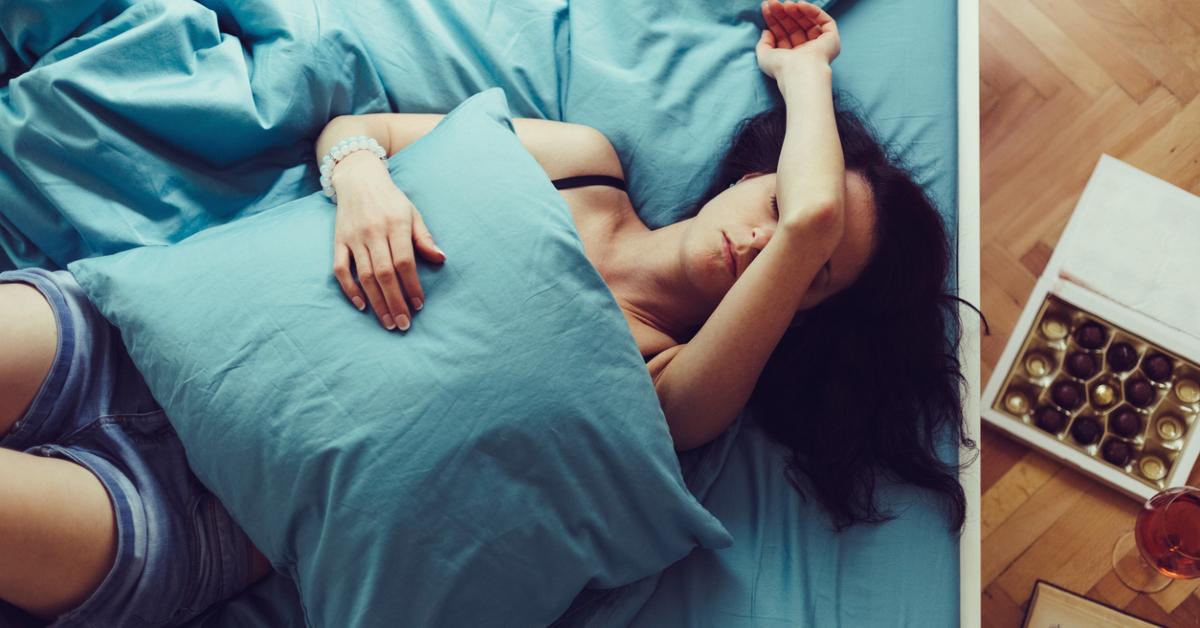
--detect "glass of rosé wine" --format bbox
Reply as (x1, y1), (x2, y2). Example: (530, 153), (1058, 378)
(1112, 486), (1200, 592)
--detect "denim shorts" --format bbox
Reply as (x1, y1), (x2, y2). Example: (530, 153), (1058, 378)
(0, 268), (255, 628)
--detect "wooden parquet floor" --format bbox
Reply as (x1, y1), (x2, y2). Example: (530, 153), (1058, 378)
(980, 0), (1200, 625)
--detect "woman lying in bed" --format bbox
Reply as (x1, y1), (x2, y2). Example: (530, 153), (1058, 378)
(319, 0), (970, 528)
(0, 1), (968, 625)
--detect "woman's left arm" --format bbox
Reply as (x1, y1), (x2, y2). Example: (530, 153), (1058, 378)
(653, 1), (844, 451)
(653, 218), (834, 451)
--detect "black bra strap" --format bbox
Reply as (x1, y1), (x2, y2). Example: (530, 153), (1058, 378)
(551, 175), (627, 191)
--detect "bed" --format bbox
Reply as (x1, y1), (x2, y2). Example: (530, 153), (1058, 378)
(0, 0), (980, 625)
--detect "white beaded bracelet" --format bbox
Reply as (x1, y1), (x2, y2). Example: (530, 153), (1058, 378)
(318, 135), (387, 203)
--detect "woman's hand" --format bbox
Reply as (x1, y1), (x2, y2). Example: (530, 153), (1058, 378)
(331, 151), (446, 331)
(756, 0), (841, 79)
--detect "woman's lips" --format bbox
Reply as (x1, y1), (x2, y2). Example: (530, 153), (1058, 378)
(722, 232), (737, 277)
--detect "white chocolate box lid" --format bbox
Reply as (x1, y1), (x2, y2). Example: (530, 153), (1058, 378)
(1048, 155), (1200, 343)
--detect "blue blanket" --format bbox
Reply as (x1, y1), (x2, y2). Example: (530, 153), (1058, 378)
(0, 0), (960, 625)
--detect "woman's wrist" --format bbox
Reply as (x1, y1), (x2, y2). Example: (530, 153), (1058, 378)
(330, 150), (390, 193)
(316, 126), (389, 201)
(775, 56), (832, 97)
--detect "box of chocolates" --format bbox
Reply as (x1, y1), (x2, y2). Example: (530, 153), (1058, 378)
(983, 156), (1200, 500)
(990, 291), (1200, 496)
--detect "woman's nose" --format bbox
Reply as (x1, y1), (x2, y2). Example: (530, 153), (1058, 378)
(750, 225), (775, 252)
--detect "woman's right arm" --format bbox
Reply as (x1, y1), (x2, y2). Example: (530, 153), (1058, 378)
(314, 114), (446, 163)
(317, 114), (621, 181)
(315, 115), (446, 332)
(314, 114), (619, 331)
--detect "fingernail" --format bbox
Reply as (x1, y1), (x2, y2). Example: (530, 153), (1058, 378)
(436, 248), (446, 259)
(352, 296), (365, 311)
(411, 298), (423, 311)
(396, 315), (410, 331)
(382, 313), (396, 330)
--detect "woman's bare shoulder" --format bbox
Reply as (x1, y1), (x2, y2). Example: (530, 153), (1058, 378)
(511, 118), (625, 183)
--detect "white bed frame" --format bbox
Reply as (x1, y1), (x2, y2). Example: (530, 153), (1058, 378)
(957, 0), (982, 625)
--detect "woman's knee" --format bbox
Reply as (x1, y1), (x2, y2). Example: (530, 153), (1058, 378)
(0, 283), (58, 437)
(0, 448), (117, 621)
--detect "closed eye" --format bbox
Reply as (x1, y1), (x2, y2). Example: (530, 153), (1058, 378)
(770, 194), (779, 219)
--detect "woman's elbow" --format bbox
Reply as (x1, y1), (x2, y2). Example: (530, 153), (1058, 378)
(662, 406), (717, 453)
(670, 423), (722, 453)
(672, 434), (708, 453)
(319, 114), (355, 137)
(779, 199), (841, 234)
(667, 418), (699, 452)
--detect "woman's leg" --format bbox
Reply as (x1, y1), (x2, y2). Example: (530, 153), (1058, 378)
(1, 280), (273, 620)
(0, 449), (118, 621)
(0, 283), (57, 433)
(0, 282), (118, 621)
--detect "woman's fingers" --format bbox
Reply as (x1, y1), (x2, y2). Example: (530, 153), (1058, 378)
(757, 28), (776, 52)
(387, 233), (423, 318)
(796, 2), (838, 41)
(784, 3), (818, 40)
(768, 5), (792, 50)
(770, 2), (804, 43)
(795, 1), (834, 25)
(352, 244), (395, 330)
(410, 209), (446, 264)
(333, 244), (367, 311)
(761, 1), (839, 62)
(761, 2), (788, 49)
(370, 236), (411, 330)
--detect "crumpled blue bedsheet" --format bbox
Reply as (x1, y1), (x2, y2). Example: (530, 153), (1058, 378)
(0, 0), (960, 625)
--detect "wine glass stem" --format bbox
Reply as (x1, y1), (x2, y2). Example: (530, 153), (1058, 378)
(1112, 530), (1171, 593)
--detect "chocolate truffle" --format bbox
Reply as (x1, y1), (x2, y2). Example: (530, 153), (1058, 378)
(1143, 353), (1174, 382)
(1004, 391), (1030, 415)
(1091, 383), (1116, 408)
(1070, 416), (1103, 445)
(1074, 322), (1107, 350)
(1139, 456), (1167, 481)
(1041, 317), (1069, 340)
(1125, 378), (1155, 408)
(1024, 353), (1052, 378)
(1101, 439), (1133, 467)
(1156, 415), (1183, 441)
(1109, 407), (1142, 438)
(1065, 352), (1097, 379)
(1106, 342), (1138, 372)
(1034, 406), (1068, 434)
(1051, 381), (1085, 410)
(1175, 379), (1200, 404)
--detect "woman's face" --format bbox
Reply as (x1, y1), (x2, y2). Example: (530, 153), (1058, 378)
(682, 170), (876, 318)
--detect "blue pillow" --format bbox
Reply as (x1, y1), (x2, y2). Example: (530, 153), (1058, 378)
(68, 87), (731, 627)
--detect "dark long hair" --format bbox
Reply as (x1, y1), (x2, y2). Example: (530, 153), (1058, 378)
(690, 93), (974, 533)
